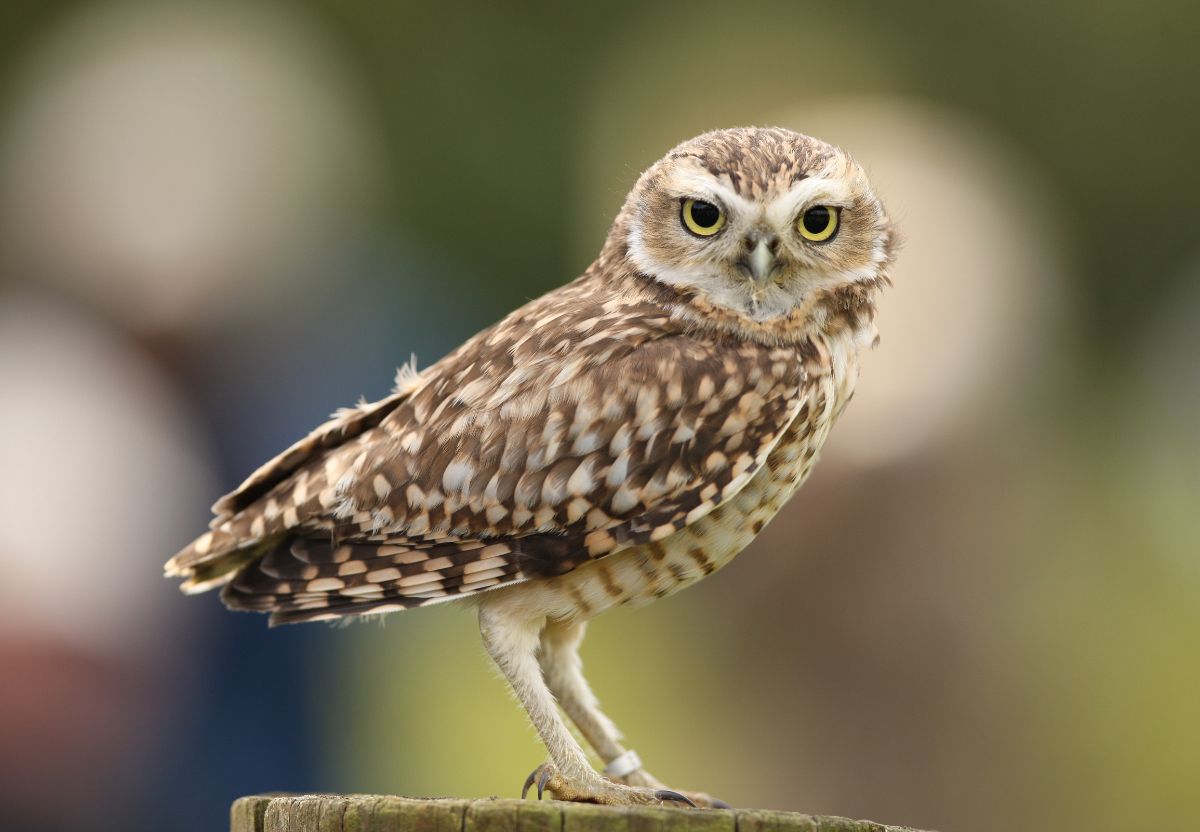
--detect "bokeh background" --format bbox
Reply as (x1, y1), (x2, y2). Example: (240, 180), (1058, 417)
(0, 2), (1196, 831)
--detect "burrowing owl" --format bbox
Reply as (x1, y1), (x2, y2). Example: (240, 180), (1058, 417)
(166, 127), (896, 808)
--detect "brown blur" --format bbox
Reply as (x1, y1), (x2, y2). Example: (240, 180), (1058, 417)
(0, 3), (1196, 832)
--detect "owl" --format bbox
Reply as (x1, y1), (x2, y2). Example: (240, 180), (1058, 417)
(166, 127), (897, 808)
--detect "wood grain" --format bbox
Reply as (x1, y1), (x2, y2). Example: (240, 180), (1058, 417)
(230, 796), (929, 832)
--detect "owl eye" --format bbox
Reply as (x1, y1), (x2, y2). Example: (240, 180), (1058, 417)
(798, 205), (840, 242)
(681, 199), (726, 237)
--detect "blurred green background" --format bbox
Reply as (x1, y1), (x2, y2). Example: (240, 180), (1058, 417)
(0, 2), (1196, 832)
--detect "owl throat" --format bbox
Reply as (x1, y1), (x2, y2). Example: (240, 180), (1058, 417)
(628, 263), (881, 348)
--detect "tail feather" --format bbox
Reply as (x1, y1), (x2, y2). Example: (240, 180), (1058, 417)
(164, 527), (274, 593)
(176, 546), (266, 594)
(168, 524), (528, 625)
(220, 534), (526, 625)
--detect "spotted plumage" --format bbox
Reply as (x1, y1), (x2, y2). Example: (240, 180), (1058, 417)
(165, 127), (897, 808)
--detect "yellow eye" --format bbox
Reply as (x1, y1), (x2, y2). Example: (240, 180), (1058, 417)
(681, 198), (726, 237)
(798, 205), (840, 242)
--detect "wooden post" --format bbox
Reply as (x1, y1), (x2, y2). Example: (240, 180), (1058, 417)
(230, 795), (930, 832)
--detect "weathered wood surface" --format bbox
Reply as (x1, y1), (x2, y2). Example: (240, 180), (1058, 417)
(231, 795), (929, 832)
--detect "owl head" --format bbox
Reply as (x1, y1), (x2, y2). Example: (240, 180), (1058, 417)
(618, 127), (896, 323)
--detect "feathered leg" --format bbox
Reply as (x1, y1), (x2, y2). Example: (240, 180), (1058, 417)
(478, 602), (693, 807)
(538, 618), (728, 808)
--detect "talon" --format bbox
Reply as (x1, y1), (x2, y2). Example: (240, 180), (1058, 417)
(537, 767), (554, 800)
(711, 798), (732, 810)
(521, 769), (538, 800)
(655, 789), (696, 807)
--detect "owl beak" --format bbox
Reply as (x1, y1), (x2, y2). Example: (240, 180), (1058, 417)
(738, 236), (779, 284)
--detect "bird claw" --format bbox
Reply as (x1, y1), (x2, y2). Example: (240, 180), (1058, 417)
(519, 762), (707, 807)
(654, 789), (697, 807)
(537, 767), (553, 799)
(521, 763), (557, 800)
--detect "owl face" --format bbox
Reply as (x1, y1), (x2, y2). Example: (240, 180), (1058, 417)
(623, 128), (893, 321)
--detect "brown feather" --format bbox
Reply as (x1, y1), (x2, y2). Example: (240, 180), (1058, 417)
(164, 126), (894, 625)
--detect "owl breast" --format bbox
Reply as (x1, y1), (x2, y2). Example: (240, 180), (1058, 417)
(505, 324), (867, 624)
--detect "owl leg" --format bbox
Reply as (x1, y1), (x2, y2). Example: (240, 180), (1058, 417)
(538, 618), (730, 809)
(478, 603), (693, 807)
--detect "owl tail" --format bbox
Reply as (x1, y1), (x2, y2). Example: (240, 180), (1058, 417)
(164, 528), (274, 595)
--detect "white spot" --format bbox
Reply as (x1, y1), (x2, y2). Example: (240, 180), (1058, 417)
(566, 458), (596, 495)
(650, 524), (675, 542)
(614, 425), (633, 451)
(586, 508), (610, 530)
(462, 566), (507, 584)
(486, 504), (508, 525)
(373, 474), (391, 500)
(541, 472), (568, 506)
(464, 555), (509, 575)
(363, 604), (407, 616)
(571, 430), (603, 456)
(533, 506), (556, 527)
(670, 424), (695, 444)
(635, 418), (662, 441)
(405, 483), (426, 509)
(567, 497), (590, 524)
(398, 571), (442, 588)
(606, 449), (631, 487)
(442, 458), (474, 494)
(719, 413), (748, 437)
(611, 485), (638, 514)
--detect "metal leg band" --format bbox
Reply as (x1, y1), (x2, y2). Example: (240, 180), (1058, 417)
(603, 749), (643, 778)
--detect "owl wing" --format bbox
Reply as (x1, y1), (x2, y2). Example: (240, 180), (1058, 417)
(168, 299), (814, 625)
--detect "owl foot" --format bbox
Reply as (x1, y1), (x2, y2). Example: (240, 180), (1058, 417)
(520, 762), (695, 807)
(615, 769), (730, 809)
